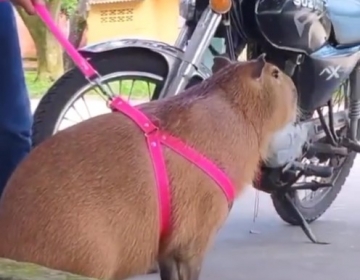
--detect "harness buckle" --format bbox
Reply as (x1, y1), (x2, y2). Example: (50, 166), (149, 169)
(144, 125), (159, 138)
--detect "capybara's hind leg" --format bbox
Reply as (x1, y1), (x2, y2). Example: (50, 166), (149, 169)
(159, 257), (178, 280)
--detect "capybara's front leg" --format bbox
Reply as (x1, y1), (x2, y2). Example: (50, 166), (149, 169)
(159, 257), (179, 280)
(175, 257), (202, 280)
(147, 262), (159, 274)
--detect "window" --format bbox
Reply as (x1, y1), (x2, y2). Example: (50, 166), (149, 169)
(100, 8), (134, 23)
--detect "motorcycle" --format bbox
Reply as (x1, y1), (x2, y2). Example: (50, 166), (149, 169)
(33, 0), (360, 242)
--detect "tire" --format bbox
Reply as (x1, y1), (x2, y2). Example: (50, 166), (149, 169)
(32, 49), (169, 147)
(271, 151), (356, 225)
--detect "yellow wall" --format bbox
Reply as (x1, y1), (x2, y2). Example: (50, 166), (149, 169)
(87, 0), (179, 45)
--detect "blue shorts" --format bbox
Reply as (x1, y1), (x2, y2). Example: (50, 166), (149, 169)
(0, 2), (32, 195)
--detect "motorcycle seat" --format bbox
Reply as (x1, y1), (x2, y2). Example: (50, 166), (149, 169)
(327, 0), (360, 46)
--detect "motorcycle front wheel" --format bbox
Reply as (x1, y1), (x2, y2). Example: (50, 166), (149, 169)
(32, 49), (169, 147)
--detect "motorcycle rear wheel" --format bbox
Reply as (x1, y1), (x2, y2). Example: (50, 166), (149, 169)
(32, 49), (169, 147)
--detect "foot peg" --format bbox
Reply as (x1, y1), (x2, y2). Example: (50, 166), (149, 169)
(286, 161), (333, 178)
(291, 181), (333, 191)
(341, 138), (360, 153)
(306, 142), (348, 157)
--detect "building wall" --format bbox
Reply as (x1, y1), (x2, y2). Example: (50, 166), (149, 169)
(152, 0), (179, 44)
(87, 0), (178, 44)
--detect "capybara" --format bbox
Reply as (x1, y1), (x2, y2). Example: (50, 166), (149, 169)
(0, 55), (297, 280)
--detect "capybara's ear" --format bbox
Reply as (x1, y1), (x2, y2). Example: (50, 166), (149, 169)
(212, 56), (232, 73)
(252, 53), (267, 80)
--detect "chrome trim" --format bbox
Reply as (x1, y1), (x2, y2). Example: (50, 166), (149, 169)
(174, 25), (191, 50)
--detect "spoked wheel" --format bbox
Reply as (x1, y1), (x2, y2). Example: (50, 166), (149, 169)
(40, 72), (161, 134)
(271, 82), (357, 225)
(32, 50), (168, 147)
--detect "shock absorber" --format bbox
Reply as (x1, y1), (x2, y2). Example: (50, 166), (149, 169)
(349, 65), (360, 140)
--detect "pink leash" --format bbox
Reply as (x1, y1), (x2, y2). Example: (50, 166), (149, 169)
(34, 3), (97, 78)
(33, 3), (236, 238)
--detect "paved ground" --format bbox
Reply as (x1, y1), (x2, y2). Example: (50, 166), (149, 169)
(31, 99), (360, 280)
(140, 172), (360, 280)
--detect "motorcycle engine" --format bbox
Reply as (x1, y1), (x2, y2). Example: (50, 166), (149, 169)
(254, 122), (310, 193)
(265, 122), (310, 168)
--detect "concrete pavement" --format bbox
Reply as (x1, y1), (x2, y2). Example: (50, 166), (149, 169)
(136, 176), (360, 280)
(30, 98), (360, 280)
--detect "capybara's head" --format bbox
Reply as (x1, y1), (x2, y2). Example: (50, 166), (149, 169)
(211, 54), (298, 133)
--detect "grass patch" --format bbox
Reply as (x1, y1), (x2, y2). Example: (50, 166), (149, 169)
(25, 71), (53, 98)
(25, 70), (155, 100)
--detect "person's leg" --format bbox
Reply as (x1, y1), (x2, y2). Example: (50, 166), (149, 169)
(0, 2), (32, 195)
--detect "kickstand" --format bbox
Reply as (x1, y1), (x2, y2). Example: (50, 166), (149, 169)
(283, 193), (330, 245)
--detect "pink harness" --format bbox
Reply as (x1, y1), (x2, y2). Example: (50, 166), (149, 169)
(110, 97), (236, 237)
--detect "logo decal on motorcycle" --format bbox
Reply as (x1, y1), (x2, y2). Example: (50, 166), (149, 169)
(293, 0), (325, 11)
(319, 66), (342, 80)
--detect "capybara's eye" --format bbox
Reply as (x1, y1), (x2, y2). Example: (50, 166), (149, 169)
(271, 68), (280, 79)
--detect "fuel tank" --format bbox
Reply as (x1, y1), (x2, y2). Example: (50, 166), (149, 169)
(253, 0), (360, 111)
(254, 0), (331, 54)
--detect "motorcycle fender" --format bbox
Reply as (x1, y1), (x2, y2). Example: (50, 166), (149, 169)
(78, 38), (212, 80)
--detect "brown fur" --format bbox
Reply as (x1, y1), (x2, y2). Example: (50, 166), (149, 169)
(0, 55), (297, 280)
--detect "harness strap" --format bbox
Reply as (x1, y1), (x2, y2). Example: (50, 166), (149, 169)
(110, 98), (171, 236)
(145, 131), (172, 236)
(159, 132), (235, 203)
(110, 97), (235, 238)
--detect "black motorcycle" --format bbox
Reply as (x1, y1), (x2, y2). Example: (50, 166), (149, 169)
(32, 0), (360, 242)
